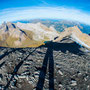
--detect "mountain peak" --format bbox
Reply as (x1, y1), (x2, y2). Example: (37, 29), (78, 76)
(53, 26), (90, 50)
(0, 22), (59, 47)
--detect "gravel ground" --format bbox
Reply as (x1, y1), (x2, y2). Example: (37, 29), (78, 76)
(0, 39), (90, 90)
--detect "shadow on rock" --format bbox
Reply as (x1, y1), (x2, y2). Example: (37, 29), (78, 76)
(4, 48), (37, 90)
(36, 41), (54, 90)
(0, 48), (22, 60)
(42, 41), (84, 56)
(36, 41), (84, 90)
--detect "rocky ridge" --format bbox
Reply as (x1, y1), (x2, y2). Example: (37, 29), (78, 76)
(53, 26), (90, 50)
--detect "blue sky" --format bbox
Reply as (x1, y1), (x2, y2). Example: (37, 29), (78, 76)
(0, 0), (90, 12)
(0, 0), (90, 25)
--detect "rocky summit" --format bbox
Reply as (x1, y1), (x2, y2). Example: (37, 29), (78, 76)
(0, 38), (90, 90)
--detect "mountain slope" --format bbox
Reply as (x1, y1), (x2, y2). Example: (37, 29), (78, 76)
(53, 26), (90, 50)
(0, 22), (59, 47)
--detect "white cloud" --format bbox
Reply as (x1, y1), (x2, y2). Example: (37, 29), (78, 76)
(0, 7), (90, 25)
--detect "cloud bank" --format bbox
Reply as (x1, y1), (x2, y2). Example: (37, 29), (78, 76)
(0, 7), (90, 25)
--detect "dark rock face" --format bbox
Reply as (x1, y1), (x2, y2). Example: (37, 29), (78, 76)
(0, 39), (90, 90)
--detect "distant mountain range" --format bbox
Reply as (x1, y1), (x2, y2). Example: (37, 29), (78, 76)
(14, 19), (90, 34)
(0, 21), (90, 49)
(0, 22), (59, 48)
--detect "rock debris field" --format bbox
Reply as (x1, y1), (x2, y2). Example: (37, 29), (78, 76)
(0, 39), (90, 90)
